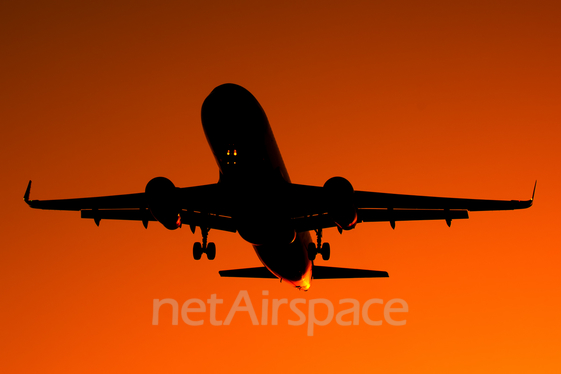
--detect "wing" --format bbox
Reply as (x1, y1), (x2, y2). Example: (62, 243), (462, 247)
(353, 183), (536, 211)
(289, 181), (535, 231)
(23, 181), (236, 232)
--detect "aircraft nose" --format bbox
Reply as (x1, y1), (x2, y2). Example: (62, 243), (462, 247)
(201, 83), (268, 141)
(209, 83), (249, 97)
(204, 84), (257, 113)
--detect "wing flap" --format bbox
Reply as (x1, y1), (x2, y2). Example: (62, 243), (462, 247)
(81, 209), (155, 221)
(293, 209), (469, 231)
(79, 209), (236, 232)
(358, 208), (469, 223)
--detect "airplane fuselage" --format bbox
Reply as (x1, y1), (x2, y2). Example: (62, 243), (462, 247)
(201, 84), (313, 290)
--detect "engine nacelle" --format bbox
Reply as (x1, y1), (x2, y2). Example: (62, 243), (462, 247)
(145, 177), (181, 230)
(323, 176), (358, 230)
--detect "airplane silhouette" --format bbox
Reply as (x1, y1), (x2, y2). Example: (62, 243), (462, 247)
(24, 83), (535, 290)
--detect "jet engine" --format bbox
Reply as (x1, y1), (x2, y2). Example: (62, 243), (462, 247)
(145, 177), (181, 230)
(323, 176), (358, 230)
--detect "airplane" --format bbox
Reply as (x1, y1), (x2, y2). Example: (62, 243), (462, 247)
(24, 83), (535, 291)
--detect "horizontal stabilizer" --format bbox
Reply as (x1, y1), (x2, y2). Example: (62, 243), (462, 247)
(313, 265), (389, 279)
(219, 267), (277, 279)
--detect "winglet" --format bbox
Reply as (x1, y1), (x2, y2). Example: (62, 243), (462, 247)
(23, 180), (32, 204)
(515, 180), (536, 209)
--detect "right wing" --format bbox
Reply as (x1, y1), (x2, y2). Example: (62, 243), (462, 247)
(288, 181), (535, 231)
(353, 184), (535, 211)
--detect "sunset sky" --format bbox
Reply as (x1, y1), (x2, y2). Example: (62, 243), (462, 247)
(1, 1), (560, 372)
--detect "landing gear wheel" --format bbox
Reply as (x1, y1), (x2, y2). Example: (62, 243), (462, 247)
(206, 242), (216, 260)
(193, 226), (216, 260)
(307, 243), (317, 261)
(321, 243), (330, 261)
(193, 242), (203, 260)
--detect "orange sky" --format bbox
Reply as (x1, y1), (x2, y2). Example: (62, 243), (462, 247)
(1, 1), (560, 373)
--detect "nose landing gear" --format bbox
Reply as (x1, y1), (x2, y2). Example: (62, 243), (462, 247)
(308, 228), (330, 261)
(193, 227), (216, 260)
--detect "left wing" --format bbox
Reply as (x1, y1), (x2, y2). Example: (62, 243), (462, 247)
(23, 181), (236, 232)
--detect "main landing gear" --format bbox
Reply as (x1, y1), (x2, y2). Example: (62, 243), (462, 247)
(308, 228), (330, 261)
(193, 227), (216, 260)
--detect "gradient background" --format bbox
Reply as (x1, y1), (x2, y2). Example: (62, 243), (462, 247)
(1, 1), (559, 372)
